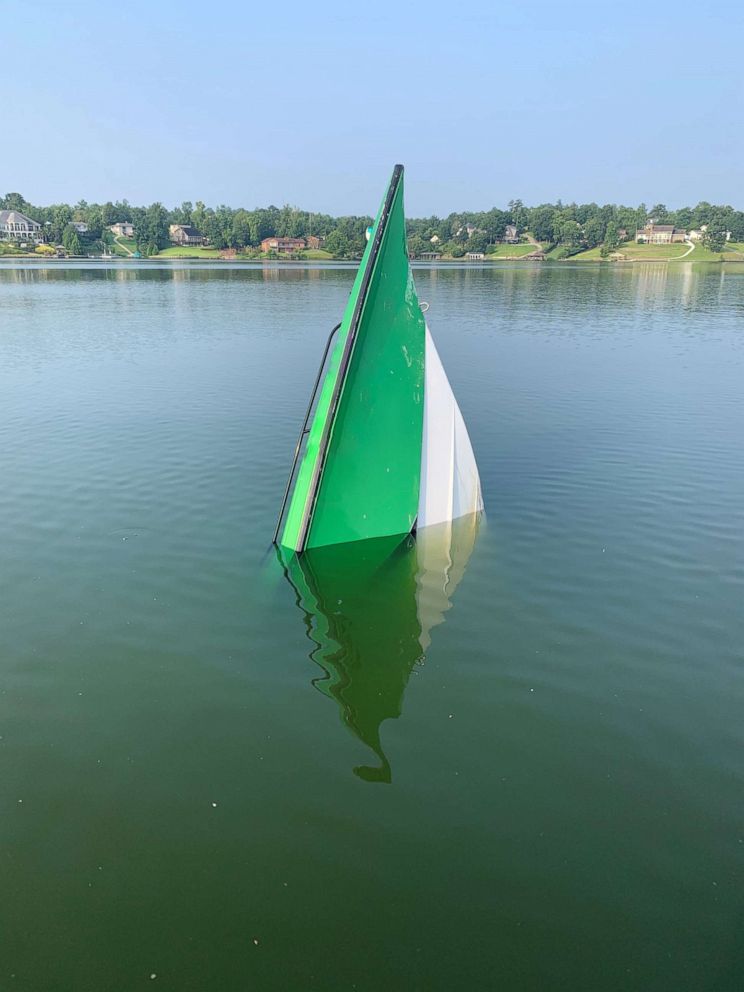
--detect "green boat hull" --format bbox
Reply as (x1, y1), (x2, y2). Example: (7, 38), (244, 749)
(280, 165), (426, 552)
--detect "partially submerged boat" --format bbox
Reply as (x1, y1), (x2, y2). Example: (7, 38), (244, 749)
(275, 164), (482, 553)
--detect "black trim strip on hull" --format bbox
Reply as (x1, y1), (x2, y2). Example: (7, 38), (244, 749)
(295, 164), (405, 553)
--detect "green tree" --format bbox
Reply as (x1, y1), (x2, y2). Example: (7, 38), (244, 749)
(202, 212), (226, 249)
(604, 221), (620, 250)
(277, 205), (306, 238)
(248, 209), (275, 245)
(171, 201), (193, 225)
(407, 234), (428, 257)
(728, 212), (744, 241)
(557, 219), (583, 251)
(191, 201), (207, 233)
(507, 199), (527, 230)
(481, 208), (508, 242)
(467, 232), (489, 253)
(702, 208), (730, 252)
(324, 229), (351, 257)
(62, 225), (82, 255)
(649, 203), (670, 224)
(333, 215), (371, 256)
(528, 205), (555, 242)
(674, 207), (693, 230)
(135, 203), (169, 255)
(583, 216), (605, 248)
(1, 192), (30, 211)
(49, 205), (73, 243)
(231, 210), (251, 249)
(704, 228), (726, 252)
(691, 202), (713, 228)
(82, 205), (103, 239)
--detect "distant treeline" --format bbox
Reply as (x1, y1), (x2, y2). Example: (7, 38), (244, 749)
(3, 191), (743, 258)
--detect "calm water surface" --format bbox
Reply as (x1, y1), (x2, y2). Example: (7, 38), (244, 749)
(1, 261), (743, 991)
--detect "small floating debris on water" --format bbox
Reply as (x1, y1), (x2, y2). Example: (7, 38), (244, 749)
(253, 938), (260, 946)
(211, 802), (218, 808)
(150, 973), (157, 980)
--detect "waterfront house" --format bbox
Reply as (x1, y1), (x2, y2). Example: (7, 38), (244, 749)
(260, 237), (306, 254)
(689, 226), (732, 243)
(453, 223), (481, 239)
(0, 210), (42, 242)
(466, 252), (485, 260)
(635, 223), (687, 244)
(305, 235), (325, 250)
(72, 221), (89, 233)
(110, 221), (134, 238)
(169, 224), (205, 246)
(503, 224), (519, 243)
(419, 252), (442, 261)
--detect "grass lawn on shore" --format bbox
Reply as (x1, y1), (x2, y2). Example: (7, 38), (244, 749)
(153, 247), (334, 260)
(156, 246), (223, 258)
(111, 237), (137, 256)
(686, 243), (741, 262)
(302, 249), (334, 260)
(566, 241), (744, 263)
(570, 242), (692, 261)
(486, 243), (539, 259)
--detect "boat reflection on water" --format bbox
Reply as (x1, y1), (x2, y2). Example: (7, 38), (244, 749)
(280, 514), (481, 782)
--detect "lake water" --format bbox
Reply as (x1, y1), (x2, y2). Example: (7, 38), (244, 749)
(1, 261), (743, 991)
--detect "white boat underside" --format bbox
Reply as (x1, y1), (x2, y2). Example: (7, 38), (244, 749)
(417, 325), (484, 529)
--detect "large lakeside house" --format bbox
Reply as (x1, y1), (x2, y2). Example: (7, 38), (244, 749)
(636, 222), (687, 244)
(169, 224), (205, 246)
(0, 210), (42, 243)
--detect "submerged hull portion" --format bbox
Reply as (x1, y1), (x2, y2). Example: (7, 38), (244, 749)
(278, 164), (482, 553)
(279, 513), (481, 781)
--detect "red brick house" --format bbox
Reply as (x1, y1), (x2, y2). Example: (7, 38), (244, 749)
(260, 237), (306, 254)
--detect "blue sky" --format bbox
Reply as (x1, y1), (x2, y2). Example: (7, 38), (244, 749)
(5, 0), (743, 214)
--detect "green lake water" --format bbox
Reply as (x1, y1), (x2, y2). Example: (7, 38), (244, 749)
(1, 261), (743, 991)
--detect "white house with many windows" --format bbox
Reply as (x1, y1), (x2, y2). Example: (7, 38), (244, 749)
(0, 210), (42, 242)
